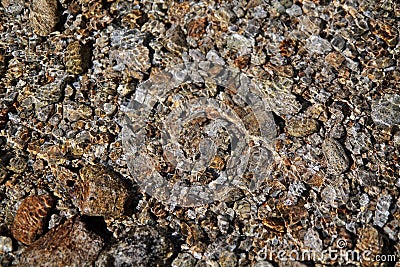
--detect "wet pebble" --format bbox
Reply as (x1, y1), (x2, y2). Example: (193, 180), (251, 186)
(12, 195), (55, 245)
(285, 117), (319, 137)
(19, 217), (104, 266)
(371, 94), (400, 127)
(75, 164), (130, 217)
(29, 0), (59, 36)
(0, 236), (13, 254)
(96, 225), (174, 267)
(172, 252), (197, 267)
(65, 41), (91, 75)
(322, 138), (349, 175)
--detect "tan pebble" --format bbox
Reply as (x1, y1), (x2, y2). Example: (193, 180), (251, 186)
(65, 41), (90, 75)
(29, 0), (59, 36)
(325, 52), (345, 69)
(286, 117), (319, 137)
(373, 20), (398, 47)
(187, 17), (207, 39)
(356, 225), (387, 267)
(218, 251), (237, 267)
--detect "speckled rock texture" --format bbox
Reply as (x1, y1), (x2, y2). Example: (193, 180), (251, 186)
(19, 217), (104, 267)
(0, 0), (399, 266)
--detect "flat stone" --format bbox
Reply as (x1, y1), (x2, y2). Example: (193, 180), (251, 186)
(286, 117), (319, 137)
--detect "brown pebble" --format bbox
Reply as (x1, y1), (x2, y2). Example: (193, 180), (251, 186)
(356, 225), (387, 267)
(372, 20), (398, 47)
(325, 52), (345, 70)
(286, 117), (319, 137)
(75, 164), (130, 217)
(29, 0), (59, 36)
(322, 138), (349, 175)
(65, 41), (91, 75)
(187, 17), (207, 39)
(19, 217), (104, 267)
(12, 195), (54, 245)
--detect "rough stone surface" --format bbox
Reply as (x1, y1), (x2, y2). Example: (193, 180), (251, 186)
(75, 164), (130, 217)
(19, 218), (104, 267)
(322, 138), (349, 175)
(96, 225), (174, 267)
(29, 0), (59, 36)
(285, 117), (319, 137)
(12, 195), (54, 245)
(371, 94), (400, 127)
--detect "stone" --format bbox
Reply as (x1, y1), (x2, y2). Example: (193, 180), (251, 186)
(172, 252), (197, 267)
(322, 138), (349, 175)
(19, 218), (104, 266)
(29, 0), (59, 36)
(306, 35), (332, 54)
(0, 236), (13, 254)
(65, 41), (91, 75)
(286, 117), (319, 137)
(371, 94), (400, 127)
(12, 195), (55, 245)
(75, 164), (130, 217)
(96, 225), (174, 267)
(227, 34), (254, 55)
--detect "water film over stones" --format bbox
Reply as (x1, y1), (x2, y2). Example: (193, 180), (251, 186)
(121, 61), (277, 207)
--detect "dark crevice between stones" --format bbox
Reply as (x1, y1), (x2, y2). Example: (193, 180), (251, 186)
(271, 111), (285, 135)
(81, 215), (113, 243)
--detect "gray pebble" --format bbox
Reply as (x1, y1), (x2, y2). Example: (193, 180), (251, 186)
(371, 94), (400, 127)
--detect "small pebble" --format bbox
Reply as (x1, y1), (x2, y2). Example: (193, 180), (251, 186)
(322, 138), (349, 175)
(19, 218), (104, 266)
(371, 94), (400, 127)
(0, 236), (13, 254)
(286, 117), (319, 137)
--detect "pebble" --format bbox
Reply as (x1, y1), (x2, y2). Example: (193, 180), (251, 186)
(306, 35), (332, 54)
(12, 195), (55, 245)
(65, 41), (91, 75)
(63, 101), (93, 122)
(75, 164), (130, 217)
(226, 34), (254, 55)
(285, 4), (302, 17)
(325, 52), (345, 70)
(172, 252), (197, 267)
(356, 225), (387, 262)
(19, 217), (104, 266)
(371, 94), (400, 127)
(286, 117), (319, 137)
(0, 236), (13, 254)
(322, 138), (349, 175)
(218, 251), (237, 267)
(96, 225), (174, 267)
(29, 0), (59, 36)
(7, 155), (27, 174)
(374, 194), (392, 227)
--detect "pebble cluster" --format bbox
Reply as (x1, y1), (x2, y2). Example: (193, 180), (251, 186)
(0, 0), (399, 266)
